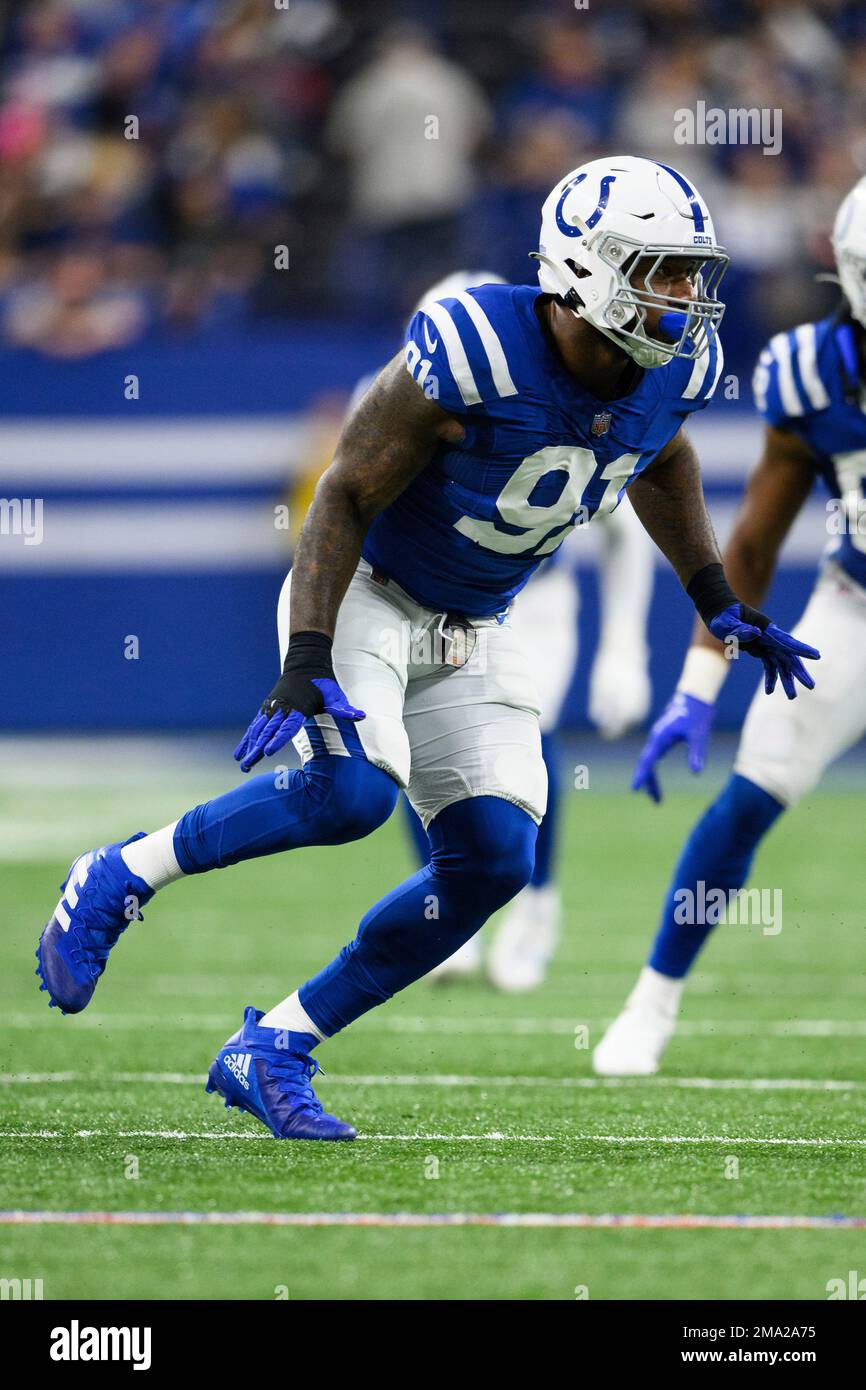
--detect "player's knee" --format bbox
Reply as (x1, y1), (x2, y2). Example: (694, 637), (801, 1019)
(430, 796), (537, 908)
(304, 756), (398, 843)
(734, 730), (817, 812)
(709, 773), (785, 844)
(484, 840), (535, 908)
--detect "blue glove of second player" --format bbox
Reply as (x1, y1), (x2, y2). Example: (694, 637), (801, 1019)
(633, 601), (820, 802)
(233, 631), (365, 773)
(632, 691), (715, 804)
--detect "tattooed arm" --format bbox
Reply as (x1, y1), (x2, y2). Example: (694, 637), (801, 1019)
(233, 354), (463, 769)
(290, 353), (465, 636)
(627, 427), (722, 588)
(687, 424), (816, 653)
(630, 425), (820, 801)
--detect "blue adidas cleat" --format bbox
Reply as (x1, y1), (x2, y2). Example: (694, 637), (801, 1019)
(206, 1006), (356, 1141)
(35, 835), (153, 1015)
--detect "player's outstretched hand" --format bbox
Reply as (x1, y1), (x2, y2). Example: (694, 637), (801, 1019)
(631, 691), (715, 804)
(706, 604), (820, 699)
(233, 672), (365, 773)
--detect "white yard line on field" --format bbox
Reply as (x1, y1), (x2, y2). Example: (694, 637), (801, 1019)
(373, 1017), (866, 1038)
(0, 1129), (864, 1147)
(1, 1071), (865, 1093)
(8, 1013), (866, 1037)
(1, 1209), (864, 1230)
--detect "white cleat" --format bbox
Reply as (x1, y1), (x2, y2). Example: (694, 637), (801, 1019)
(487, 885), (560, 993)
(592, 966), (683, 1076)
(428, 935), (482, 983)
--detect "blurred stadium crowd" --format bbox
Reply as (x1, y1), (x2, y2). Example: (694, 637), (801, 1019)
(1, 0), (864, 359)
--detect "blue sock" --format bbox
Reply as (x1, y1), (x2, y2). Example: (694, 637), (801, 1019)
(401, 795), (431, 866)
(300, 797), (537, 1035)
(531, 732), (560, 888)
(172, 749), (398, 872)
(649, 773), (785, 979)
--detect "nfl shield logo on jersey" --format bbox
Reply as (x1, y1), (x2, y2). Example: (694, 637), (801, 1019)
(591, 410), (612, 436)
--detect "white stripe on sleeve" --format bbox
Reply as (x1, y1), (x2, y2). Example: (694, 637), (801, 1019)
(421, 302), (481, 407)
(752, 348), (773, 414)
(682, 345), (711, 400)
(704, 337), (724, 400)
(453, 293), (518, 399)
(768, 332), (805, 417)
(793, 323), (830, 411)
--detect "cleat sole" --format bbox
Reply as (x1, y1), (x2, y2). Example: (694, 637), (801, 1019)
(35, 934), (77, 1017)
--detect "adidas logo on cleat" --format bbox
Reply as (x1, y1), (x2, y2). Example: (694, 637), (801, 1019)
(223, 1051), (252, 1090)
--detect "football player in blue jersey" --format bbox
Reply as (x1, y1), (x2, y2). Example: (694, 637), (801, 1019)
(594, 176), (866, 1077)
(36, 156), (818, 1141)
(371, 272), (654, 992)
(432, 489), (655, 992)
(397, 275), (655, 993)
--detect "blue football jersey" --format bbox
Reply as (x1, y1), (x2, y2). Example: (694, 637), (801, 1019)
(361, 283), (723, 616)
(753, 316), (866, 589)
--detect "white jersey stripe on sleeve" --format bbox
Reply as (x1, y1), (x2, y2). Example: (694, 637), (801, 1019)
(452, 292), (518, 399)
(682, 344), (711, 400)
(705, 337), (724, 399)
(752, 347), (772, 414)
(768, 331), (805, 416)
(793, 323), (830, 411)
(421, 301), (481, 407)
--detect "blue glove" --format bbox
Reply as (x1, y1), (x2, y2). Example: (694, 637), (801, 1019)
(632, 691), (715, 804)
(707, 604), (820, 699)
(234, 631), (365, 774)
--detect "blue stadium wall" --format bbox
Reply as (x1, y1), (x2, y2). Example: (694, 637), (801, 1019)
(0, 327), (824, 733)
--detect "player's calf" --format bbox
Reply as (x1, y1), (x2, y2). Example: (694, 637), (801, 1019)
(35, 756), (398, 1017)
(299, 797), (537, 1034)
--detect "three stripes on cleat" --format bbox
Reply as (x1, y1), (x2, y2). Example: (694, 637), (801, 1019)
(52, 852), (95, 932)
(35, 851), (98, 1012)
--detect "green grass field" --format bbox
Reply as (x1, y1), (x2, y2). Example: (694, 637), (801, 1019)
(1, 738), (865, 1300)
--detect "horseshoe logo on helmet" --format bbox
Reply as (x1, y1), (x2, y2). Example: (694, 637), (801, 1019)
(555, 173), (617, 237)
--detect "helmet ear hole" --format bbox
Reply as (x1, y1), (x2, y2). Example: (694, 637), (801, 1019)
(563, 258), (589, 310)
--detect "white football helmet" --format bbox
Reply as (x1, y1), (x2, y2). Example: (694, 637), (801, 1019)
(832, 177), (866, 329)
(533, 155), (728, 369)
